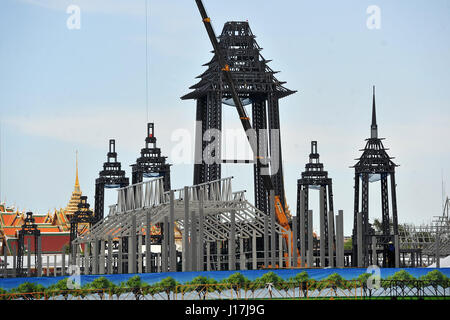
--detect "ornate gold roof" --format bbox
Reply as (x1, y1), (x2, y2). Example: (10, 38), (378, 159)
(65, 151), (82, 215)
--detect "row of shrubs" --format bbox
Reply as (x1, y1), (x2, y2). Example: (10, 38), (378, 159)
(0, 269), (448, 300)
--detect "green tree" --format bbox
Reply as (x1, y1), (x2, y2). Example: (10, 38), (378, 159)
(186, 276), (218, 300)
(0, 287), (7, 300)
(344, 238), (352, 251)
(84, 277), (116, 300)
(155, 277), (179, 300)
(289, 271), (310, 297)
(124, 275), (146, 300)
(45, 278), (72, 300)
(386, 270), (416, 296)
(316, 273), (349, 296)
(10, 282), (46, 300)
(255, 272), (283, 299)
(223, 273), (249, 297)
(420, 270), (449, 295)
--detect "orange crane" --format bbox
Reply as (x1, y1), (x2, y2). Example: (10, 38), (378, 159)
(194, 0), (302, 268)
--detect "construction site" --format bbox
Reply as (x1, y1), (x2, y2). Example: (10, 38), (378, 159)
(0, 0), (449, 302)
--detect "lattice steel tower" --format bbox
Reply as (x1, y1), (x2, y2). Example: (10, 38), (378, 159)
(131, 123), (171, 191)
(182, 21), (295, 214)
(94, 139), (129, 223)
(297, 141), (334, 263)
(17, 212), (40, 277)
(352, 87), (399, 267)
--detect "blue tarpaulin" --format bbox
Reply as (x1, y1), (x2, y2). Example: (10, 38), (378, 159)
(1, 268), (449, 291)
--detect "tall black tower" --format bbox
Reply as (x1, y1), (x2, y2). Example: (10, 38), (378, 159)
(17, 212), (40, 277)
(352, 87), (399, 267)
(94, 140), (129, 223)
(182, 21), (295, 214)
(69, 196), (95, 254)
(131, 123), (171, 191)
(297, 141), (334, 264)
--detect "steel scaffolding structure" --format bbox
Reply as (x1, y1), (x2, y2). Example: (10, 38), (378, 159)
(94, 139), (129, 223)
(352, 87), (400, 268)
(182, 20), (295, 215)
(131, 123), (171, 191)
(398, 197), (450, 267)
(73, 176), (315, 274)
(296, 141), (335, 267)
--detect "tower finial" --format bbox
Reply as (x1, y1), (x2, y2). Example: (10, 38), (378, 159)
(75, 150), (80, 191)
(371, 86), (378, 138)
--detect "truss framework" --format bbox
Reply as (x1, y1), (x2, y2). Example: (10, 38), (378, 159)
(74, 177), (287, 245)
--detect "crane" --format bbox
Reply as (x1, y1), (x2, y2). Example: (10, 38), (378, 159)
(194, 0), (301, 267)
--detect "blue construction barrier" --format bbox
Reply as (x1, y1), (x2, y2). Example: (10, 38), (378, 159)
(1, 267), (449, 291)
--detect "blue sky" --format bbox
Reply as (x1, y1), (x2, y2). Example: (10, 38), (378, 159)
(0, 0), (449, 235)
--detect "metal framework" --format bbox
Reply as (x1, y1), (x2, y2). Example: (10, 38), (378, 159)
(297, 141), (334, 265)
(182, 20), (295, 215)
(398, 197), (450, 266)
(131, 123), (171, 191)
(94, 139), (129, 223)
(352, 87), (399, 267)
(74, 176), (289, 273)
(17, 212), (41, 277)
(69, 196), (95, 257)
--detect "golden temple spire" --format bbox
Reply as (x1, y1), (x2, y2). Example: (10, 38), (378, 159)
(75, 150), (80, 192)
(65, 150), (83, 215)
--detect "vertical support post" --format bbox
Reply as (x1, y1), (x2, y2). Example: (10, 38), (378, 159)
(129, 215), (137, 274)
(371, 236), (377, 267)
(37, 237), (42, 277)
(328, 210), (335, 268)
(107, 236), (112, 274)
(157, 253), (161, 273)
(3, 245), (7, 278)
(99, 240), (105, 274)
(288, 232), (292, 268)
(264, 215), (269, 267)
(319, 187), (326, 267)
(169, 190), (176, 272)
(138, 235), (143, 273)
(46, 255), (50, 276)
(357, 212), (363, 268)
(217, 240), (221, 271)
(145, 210), (151, 273)
(278, 234), (283, 267)
(229, 210), (236, 271)
(336, 210), (344, 268)
(191, 212), (198, 271)
(91, 241), (97, 275)
(198, 190), (204, 272)
(13, 248), (17, 278)
(162, 216), (168, 273)
(118, 238), (123, 274)
(307, 210), (313, 268)
(394, 234), (400, 268)
(27, 238), (31, 277)
(435, 232), (440, 268)
(252, 230), (257, 270)
(183, 186), (190, 272)
(62, 250), (66, 276)
(293, 216), (298, 267)
(240, 237), (246, 270)
(54, 254), (57, 277)
(206, 242), (211, 271)
(270, 190), (276, 268)
(300, 189), (306, 268)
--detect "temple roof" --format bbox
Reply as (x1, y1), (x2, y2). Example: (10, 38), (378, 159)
(65, 152), (83, 215)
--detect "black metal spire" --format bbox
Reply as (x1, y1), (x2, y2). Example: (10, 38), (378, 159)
(371, 86), (378, 139)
